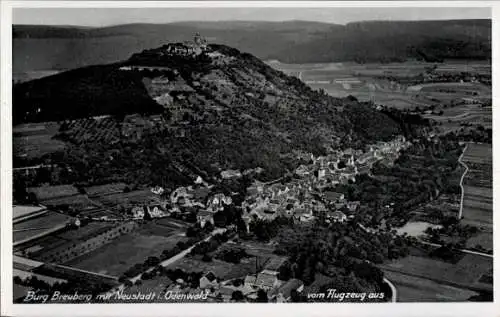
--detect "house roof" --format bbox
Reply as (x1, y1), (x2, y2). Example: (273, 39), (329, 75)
(193, 187), (211, 200)
(204, 272), (217, 282)
(255, 272), (278, 288)
(357, 152), (373, 162)
(264, 257), (288, 272)
(271, 278), (304, 298)
(323, 191), (344, 201)
(328, 211), (346, 219)
(244, 275), (256, 285)
(198, 211), (213, 218)
(293, 208), (307, 215)
(219, 286), (234, 296)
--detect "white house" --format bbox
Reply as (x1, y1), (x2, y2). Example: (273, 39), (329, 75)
(200, 272), (219, 290)
(151, 186), (164, 195)
(131, 206), (145, 219)
(326, 211), (347, 223)
(197, 211), (214, 228)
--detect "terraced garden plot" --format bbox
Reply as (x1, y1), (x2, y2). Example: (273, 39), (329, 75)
(84, 183), (128, 197)
(62, 117), (120, 145)
(42, 194), (96, 210)
(94, 189), (157, 209)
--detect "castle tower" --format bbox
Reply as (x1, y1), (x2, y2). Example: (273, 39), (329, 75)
(194, 32), (202, 46)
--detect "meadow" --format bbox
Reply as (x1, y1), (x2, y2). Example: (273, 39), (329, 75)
(383, 270), (477, 302)
(13, 122), (65, 161)
(64, 223), (187, 277)
(380, 254), (492, 293)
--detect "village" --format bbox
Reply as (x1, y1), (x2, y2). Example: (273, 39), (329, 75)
(97, 134), (410, 303)
(11, 119), (410, 303)
(140, 135), (410, 229)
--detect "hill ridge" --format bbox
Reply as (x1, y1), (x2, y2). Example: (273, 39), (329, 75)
(13, 41), (402, 186)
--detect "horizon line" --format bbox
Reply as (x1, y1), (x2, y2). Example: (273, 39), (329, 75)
(12, 17), (492, 29)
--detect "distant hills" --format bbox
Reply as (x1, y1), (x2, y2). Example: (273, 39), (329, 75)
(13, 19), (491, 73)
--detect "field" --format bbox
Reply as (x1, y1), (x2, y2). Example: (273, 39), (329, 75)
(466, 233), (493, 251)
(26, 184), (78, 201)
(16, 222), (114, 258)
(270, 61), (491, 112)
(13, 211), (72, 244)
(62, 117), (120, 145)
(166, 239), (279, 281)
(13, 70), (62, 83)
(462, 143), (493, 165)
(13, 122), (65, 161)
(380, 254), (493, 294)
(42, 195), (97, 211)
(462, 185), (493, 229)
(383, 270), (477, 302)
(13, 205), (47, 220)
(94, 189), (158, 211)
(460, 143), (492, 251)
(168, 256), (257, 281)
(84, 183), (127, 197)
(64, 221), (186, 277)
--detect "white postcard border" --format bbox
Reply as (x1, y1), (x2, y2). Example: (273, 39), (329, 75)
(1, 1), (499, 317)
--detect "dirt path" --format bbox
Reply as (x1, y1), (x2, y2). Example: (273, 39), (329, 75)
(458, 144), (469, 219)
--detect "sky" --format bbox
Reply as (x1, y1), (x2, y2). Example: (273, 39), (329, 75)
(13, 7), (491, 27)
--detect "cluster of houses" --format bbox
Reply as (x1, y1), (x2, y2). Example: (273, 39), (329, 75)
(130, 136), (408, 231)
(161, 256), (304, 303)
(239, 136), (409, 226)
(128, 174), (233, 224)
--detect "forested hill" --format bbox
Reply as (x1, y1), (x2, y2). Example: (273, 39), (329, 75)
(13, 19), (490, 72)
(13, 42), (401, 185)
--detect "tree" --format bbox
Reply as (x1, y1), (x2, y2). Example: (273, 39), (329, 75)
(232, 278), (243, 287)
(202, 253), (212, 262)
(256, 289), (268, 303)
(278, 262), (292, 281)
(290, 289), (301, 302)
(231, 290), (244, 302)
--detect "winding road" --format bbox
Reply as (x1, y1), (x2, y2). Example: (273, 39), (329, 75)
(383, 277), (397, 303)
(417, 240), (492, 258)
(457, 144), (469, 219)
(104, 228), (227, 296)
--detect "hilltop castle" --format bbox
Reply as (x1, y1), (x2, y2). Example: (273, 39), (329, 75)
(163, 32), (208, 56)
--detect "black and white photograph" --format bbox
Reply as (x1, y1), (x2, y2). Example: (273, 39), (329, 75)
(0, 1), (497, 316)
